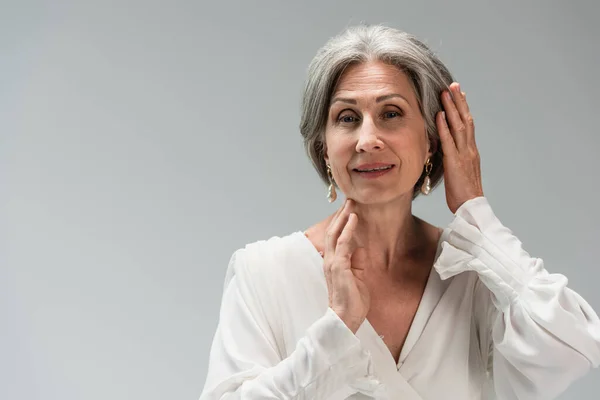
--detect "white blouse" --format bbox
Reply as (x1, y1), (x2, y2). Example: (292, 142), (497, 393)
(199, 197), (600, 399)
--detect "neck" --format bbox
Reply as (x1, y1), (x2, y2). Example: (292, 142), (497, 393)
(352, 195), (427, 273)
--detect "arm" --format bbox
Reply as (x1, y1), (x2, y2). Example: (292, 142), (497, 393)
(199, 250), (375, 400)
(435, 196), (600, 400)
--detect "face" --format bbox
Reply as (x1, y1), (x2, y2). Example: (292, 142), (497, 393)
(324, 60), (431, 204)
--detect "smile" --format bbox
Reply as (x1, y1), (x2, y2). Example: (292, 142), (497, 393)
(355, 165), (393, 172)
(353, 164), (395, 178)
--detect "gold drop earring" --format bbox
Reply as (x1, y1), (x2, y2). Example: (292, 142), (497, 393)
(421, 158), (433, 195)
(326, 164), (337, 203)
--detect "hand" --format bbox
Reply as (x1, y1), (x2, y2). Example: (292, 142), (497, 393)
(323, 199), (371, 334)
(437, 82), (484, 214)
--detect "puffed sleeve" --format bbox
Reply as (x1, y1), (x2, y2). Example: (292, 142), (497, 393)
(434, 196), (600, 400)
(199, 249), (376, 400)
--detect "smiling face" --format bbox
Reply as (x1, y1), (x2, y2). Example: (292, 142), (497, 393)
(324, 60), (432, 205)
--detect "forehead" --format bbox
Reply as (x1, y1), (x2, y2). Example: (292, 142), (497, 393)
(333, 61), (414, 97)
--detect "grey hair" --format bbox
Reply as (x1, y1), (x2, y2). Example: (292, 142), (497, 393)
(300, 24), (455, 199)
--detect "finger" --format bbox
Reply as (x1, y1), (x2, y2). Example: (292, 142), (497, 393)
(450, 83), (475, 146)
(334, 213), (358, 267)
(441, 89), (467, 149)
(450, 83), (470, 114)
(437, 111), (457, 156)
(329, 198), (349, 230)
(325, 199), (353, 255)
(323, 259), (333, 303)
(331, 198), (349, 223)
(324, 201), (349, 294)
(328, 200), (346, 233)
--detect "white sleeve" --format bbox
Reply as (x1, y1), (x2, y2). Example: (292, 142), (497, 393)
(434, 197), (600, 400)
(199, 250), (375, 400)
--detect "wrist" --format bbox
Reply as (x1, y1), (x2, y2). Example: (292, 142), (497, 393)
(333, 309), (363, 334)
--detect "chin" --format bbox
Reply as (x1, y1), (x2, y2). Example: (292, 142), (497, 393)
(347, 187), (412, 205)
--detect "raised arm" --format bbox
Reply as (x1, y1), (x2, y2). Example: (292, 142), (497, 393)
(435, 196), (600, 399)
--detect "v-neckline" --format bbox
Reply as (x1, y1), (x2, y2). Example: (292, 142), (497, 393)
(296, 228), (449, 372)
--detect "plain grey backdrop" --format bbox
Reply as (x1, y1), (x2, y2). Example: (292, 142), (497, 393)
(3, 0), (599, 399)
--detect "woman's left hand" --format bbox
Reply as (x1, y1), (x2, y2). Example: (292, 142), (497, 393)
(437, 82), (484, 214)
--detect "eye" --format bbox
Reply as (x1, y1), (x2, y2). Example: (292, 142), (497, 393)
(337, 112), (359, 124)
(383, 110), (401, 119)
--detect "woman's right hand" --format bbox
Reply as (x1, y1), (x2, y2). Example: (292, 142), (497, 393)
(323, 199), (371, 334)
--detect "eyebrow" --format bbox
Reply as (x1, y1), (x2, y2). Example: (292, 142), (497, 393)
(330, 93), (409, 105)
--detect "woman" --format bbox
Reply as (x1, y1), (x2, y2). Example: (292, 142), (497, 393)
(199, 25), (600, 399)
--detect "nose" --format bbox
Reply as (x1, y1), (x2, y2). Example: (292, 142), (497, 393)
(355, 117), (384, 153)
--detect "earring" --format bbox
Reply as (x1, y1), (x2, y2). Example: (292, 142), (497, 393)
(420, 158), (433, 195)
(326, 164), (337, 203)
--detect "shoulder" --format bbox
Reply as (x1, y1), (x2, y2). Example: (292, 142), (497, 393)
(223, 231), (322, 333)
(226, 231), (316, 287)
(243, 230), (310, 267)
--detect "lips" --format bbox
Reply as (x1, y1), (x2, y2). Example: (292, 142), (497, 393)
(352, 163), (395, 179)
(353, 163), (395, 172)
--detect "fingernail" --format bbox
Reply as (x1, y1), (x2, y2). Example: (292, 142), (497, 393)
(455, 83), (461, 92)
(442, 111), (446, 121)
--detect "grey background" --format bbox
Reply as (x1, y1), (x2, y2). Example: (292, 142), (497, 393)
(2, 0), (599, 399)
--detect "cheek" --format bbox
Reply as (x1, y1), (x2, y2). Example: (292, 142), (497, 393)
(325, 135), (352, 159)
(326, 142), (356, 181)
(405, 124), (430, 152)
(391, 134), (429, 169)
(391, 134), (426, 155)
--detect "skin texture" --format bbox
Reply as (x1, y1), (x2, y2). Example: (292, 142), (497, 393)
(304, 61), (484, 341)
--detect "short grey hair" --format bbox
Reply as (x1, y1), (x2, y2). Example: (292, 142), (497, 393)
(300, 24), (455, 199)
